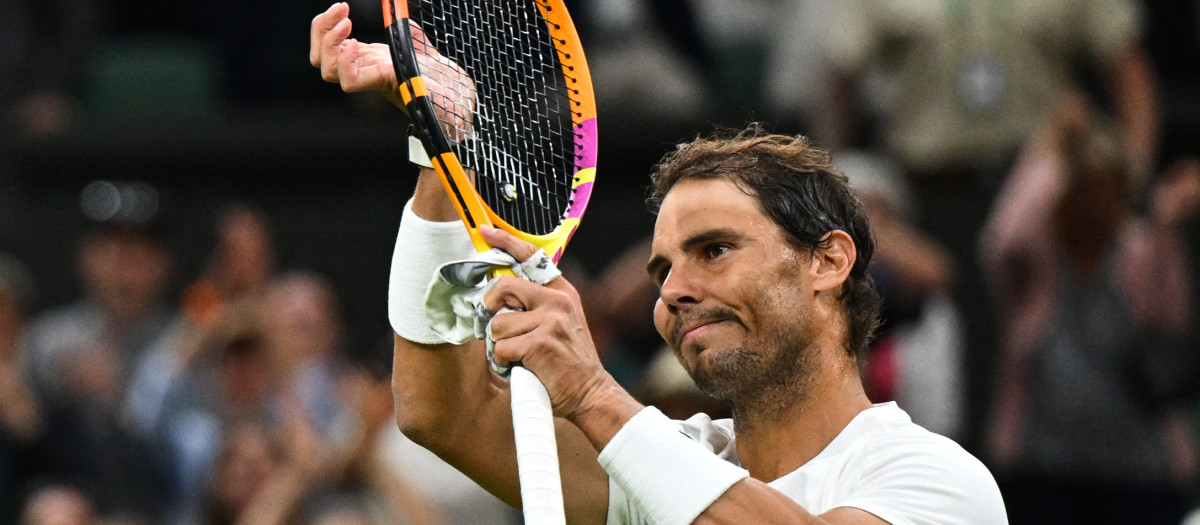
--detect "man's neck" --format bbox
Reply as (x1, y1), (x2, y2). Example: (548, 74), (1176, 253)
(731, 357), (871, 482)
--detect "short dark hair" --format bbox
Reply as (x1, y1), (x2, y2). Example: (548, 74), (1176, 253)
(647, 124), (881, 360)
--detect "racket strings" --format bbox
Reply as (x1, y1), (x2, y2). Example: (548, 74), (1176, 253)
(411, 0), (580, 237)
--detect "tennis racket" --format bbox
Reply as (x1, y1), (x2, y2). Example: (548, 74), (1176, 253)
(382, 2), (597, 524)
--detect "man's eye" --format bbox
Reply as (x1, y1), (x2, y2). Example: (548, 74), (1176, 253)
(705, 244), (730, 259)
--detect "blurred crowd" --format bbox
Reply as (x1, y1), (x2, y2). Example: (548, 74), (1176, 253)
(0, 193), (662, 525)
(0, 200), (526, 524)
(2, 0), (1200, 524)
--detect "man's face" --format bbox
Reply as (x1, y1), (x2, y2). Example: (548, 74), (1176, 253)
(647, 178), (819, 405)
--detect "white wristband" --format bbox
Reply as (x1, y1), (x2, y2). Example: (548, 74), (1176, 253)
(599, 407), (749, 525)
(388, 199), (476, 343)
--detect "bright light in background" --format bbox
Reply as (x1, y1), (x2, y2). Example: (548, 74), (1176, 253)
(80, 180), (160, 225)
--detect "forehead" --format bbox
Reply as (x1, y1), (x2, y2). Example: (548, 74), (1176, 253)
(652, 178), (777, 244)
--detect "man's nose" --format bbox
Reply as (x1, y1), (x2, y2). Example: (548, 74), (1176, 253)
(658, 264), (701, 314)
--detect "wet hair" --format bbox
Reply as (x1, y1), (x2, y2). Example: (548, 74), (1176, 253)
(647, 124), (882, 360)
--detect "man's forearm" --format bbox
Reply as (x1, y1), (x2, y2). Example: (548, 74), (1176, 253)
(412, 168), (463, 222)
(387, 163), (504, 457)
(391, 336), (506, 444)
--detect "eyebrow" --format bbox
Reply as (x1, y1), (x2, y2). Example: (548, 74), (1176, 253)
(645, 228), (742, 281)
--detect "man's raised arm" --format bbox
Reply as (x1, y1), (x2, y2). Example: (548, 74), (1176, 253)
(309, 4), (609, 522)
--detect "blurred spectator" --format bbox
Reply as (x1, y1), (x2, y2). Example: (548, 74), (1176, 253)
(979, 92), (1199, 524)
(763, 0), (835, 127)
(838, 151), (966, 440)
(820, 0), (1157, 183)
(575, 237), (662, 387)
(0, 254), (43, 522)
(153, 303), (272, 522)
(566, 0), (714, 79)
(82, 202), (279, 521)
(123, 202), (277, 433)
(190, 420), (279, 525)
(22, 181), (178, 522)
(574, 0), (714, 121)
(818, 0), (1159, 447)
(181, 203), (276, 326)
(159, 267), (458, 524)
(18, 483), (99, 525)
(0, 0), (105, 135)
(189, 415), (352, 525)
(189, 378), (450, 525)
(155, 269), (354, 522)
(259, 271), (351, 444)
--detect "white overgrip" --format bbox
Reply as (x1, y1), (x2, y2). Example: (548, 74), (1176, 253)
(510, 365), (566, 525)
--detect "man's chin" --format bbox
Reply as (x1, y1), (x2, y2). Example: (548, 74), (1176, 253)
(688, 360), (739, 402)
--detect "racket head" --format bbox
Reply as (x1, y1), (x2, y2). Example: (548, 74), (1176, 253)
(382, 0), (598, 262)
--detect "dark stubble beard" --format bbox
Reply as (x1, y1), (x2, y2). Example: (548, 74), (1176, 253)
(688, 313), (819, 426)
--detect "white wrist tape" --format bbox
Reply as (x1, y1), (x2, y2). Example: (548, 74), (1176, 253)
(599, 407), (749, 525)
(388, 199), (476, 343)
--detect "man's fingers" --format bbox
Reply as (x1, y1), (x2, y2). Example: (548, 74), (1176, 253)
(487, 309), (546, 370)
(478, 226), (577, 296)
(480, 226), (540, 262)
(488, 311), (550, 368)
(321, 18), (354, 82)
(320, 18), (354, 82)
(310, 3), (350, 68)
(335, 39), (364, 90)
(483, 277), (578, 327)
(335, 41), (399, 94)
(483, 276), (538, 313)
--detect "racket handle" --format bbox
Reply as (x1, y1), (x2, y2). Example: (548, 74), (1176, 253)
(510, 365), (566, 525)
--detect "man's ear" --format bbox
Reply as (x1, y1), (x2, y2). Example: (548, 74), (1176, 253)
(810, 230), (856, 292)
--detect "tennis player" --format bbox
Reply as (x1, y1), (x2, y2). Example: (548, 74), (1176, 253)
(311, 4), (1007, 523)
